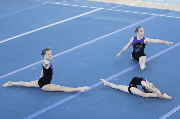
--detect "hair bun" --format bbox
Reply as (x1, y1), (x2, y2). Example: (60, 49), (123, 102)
(41, 48), (50, 56)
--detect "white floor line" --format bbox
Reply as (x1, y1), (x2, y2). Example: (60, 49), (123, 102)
(111, 4), (123, 9)
(159, 105), (180, 119)
(0, 8), (103, 44)
(0, 13), (166, 80)
(51, 2), (180, 19)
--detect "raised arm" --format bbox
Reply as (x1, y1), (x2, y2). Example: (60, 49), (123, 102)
(115, 37), (133, 58)
(145, 38), (173, 46)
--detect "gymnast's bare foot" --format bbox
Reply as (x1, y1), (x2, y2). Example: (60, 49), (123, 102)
(2, 81), (12, 87)
(140, 64), (146, 71)
(80, 87), (90, 92)
(163, 93), (173, 99)
(100, 79), (108, 86)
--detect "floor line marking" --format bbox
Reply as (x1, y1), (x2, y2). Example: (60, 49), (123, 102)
(0, 12), (175, 80)
(0, 8), (102, 44)
(24, 41), (180, 119)
(159, 105), (180, 119)
(111, 4), (123, 9)
(48, 2), (180, 19)
(61, 4), (69, 5)
(0, 13), (162, 80)
(80, 6), (88, 7)
(0, 3), (46, 18)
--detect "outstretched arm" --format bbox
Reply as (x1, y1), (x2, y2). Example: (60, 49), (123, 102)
(145, 38), (173, 46)
(115, 37), (133, 58)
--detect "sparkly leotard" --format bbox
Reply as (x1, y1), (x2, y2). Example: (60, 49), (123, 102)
(132, 37), (146, 61)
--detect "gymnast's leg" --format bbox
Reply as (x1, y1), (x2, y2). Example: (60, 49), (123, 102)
(139, 56), (146, 71)
(41, 84), (90, 92)
(130, 87), (159, 98)
(2, 80), (39, 87)
(130, 87), (172, 99)
(100, 79), (129, 93)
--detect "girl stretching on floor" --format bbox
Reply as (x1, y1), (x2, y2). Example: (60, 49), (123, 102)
(115, 26), (173, 71)
(100, 77), (172, 99)
(2, 48), (90, 92)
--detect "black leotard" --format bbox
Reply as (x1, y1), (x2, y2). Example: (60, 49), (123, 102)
(132, 37), (146, 61)
(128, 77), (146, 94)
(38, 63), (53, 88)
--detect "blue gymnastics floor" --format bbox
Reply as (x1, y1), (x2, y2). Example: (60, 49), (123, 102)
(0, 0), (180, 119)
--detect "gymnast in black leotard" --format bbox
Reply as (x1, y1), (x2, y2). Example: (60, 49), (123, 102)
(131, 37), (146, 61)
(38, 62), (53, 88)
(2, 48), (90, 93)
(128, 77), (149, 94)
(116, 26), (173, 71)
(100, 78), (172, 99)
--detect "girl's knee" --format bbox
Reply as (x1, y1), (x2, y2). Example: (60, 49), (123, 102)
(41, 85), (49, 91)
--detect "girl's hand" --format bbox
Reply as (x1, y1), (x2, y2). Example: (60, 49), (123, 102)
(43, 61), (50, 69)
(149, 83), (154, 88)
(43, 61), (49, 65)
(166, 41), (173, 46)
(115, 53), (121, 58)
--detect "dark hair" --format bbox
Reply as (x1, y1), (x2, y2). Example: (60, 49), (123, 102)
(142, 86), (151, 93)
(134, 26), (142, 33)
(41, 48), (50, 56)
